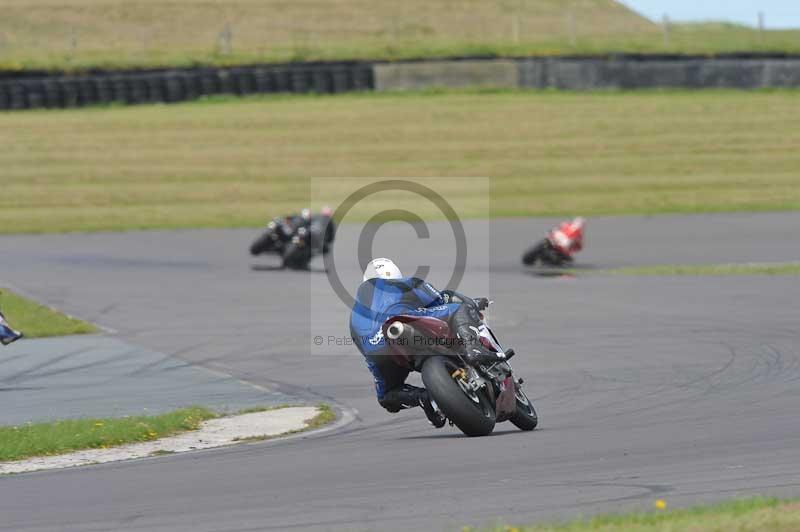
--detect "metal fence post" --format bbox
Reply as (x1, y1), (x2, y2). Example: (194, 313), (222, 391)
(219, 23), (233, 55)
(69, 27), (78, 61)
(566, 10), (576, 47)
(512, 14), (520, 44)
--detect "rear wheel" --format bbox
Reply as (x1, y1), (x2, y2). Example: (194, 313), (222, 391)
(509, 384), (538, 431)
(282, 242), (311, 269)
(421, 356), (495, 437)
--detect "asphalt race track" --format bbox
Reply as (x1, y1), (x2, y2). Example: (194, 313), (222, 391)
(0, 213), (799, 531)
(0, 335), (293, 426)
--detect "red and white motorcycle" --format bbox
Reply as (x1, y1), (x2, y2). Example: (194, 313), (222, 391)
(523, 217), (586, 267)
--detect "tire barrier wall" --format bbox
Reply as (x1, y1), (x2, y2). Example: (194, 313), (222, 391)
(0, 63), (373, 110)
(3, 57), (800, 110)
(375, 57), (800, 92)
(373, 60), (519, 91)
(516, 57), (800, 90)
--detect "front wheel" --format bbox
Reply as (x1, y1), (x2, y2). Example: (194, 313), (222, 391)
(522, 241), (547, 266)
(250, 231), (275, 255)
(421, 356), (495, 437)
(509, 384), (538, 431)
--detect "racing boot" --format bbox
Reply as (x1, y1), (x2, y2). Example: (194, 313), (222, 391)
(456, 325), (504, 367)
(418, 389), (447, 428)
(0, 312), (23, 346)
(451, 302), (503, 367)
(383, 384), (446, 428)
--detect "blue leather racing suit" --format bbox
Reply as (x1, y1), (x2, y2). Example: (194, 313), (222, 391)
(349, 277), (461, 410)
(0, 310), (23, 346)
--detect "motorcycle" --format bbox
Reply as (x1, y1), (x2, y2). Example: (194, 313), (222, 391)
(522, 217), (586, 267)
(251, 213), (334, 270)
(250, 216), (313, 270)
(250, 217), (294, 256)
(381, 293), (537, 437)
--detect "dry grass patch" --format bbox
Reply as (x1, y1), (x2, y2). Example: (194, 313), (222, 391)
(3, 2), (800, 70)
(0, 0), (654, 70)
(2, 90), (800, 233)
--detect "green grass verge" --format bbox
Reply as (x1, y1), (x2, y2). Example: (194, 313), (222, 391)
(0, 406), (216, 462)
(608, 263), (800, 276)
(0, 404), (335, 462)
(234, 404), (297, 415)
(2, 89), (800, 234)
(0, 288), (98, 337)
(0, 0), (798, 71)
(472, 497), (800, 532)
(304, 403), (337, 430)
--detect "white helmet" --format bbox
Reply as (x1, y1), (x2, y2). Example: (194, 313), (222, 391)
(363, 258), (403, 282)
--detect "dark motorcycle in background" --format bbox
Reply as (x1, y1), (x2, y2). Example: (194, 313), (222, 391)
(250, 211), (335, 270)
(523, 217), (586, 267)
(382, 293), (537, 437)
(250, 215), (311, 269)
(250, 217), (294, 257)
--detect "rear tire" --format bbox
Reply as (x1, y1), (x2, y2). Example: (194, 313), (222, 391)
(509, 385), (538, 431)
(421, 356), (495, 437)
(282, 242), (311, 270)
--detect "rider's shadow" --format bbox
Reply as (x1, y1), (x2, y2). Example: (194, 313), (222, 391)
(397, 427), (532, 440)
(524, 263), (599, 278)
(250, 264), (328, 274)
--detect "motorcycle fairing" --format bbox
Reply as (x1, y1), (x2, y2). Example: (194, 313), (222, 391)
(381, 315), (453, 368)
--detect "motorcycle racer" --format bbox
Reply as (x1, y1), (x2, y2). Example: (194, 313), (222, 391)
(250, 207), (336, 269)
(550, 217), (585, 258)
(0, 308), (23, 346)
(296, 207), (336, 256)
(349, 258), (500, 427)
(522, 216), (586, 266)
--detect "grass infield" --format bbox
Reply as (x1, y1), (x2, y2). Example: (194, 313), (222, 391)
(608, 263), (800, 276)
(0, 406), (216, 462)
(2, 90), (799, 234)
(473, 497), (800, 532)
(0, 404), (335, 462)
(0, 288), (97, 337)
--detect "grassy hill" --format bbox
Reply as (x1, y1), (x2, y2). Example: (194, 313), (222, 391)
(0, 0), (716, 70)
(2, 1), (800, 71)
(2, 1), (798, 71)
